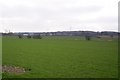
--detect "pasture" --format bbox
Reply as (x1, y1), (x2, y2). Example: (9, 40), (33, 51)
(2, 36), (118, 78)
(0, 36), (2, 79)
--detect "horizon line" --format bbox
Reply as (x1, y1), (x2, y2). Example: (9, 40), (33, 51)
(0, 30), (119, 33)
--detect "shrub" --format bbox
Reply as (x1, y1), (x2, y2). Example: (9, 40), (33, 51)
(85, 35), (91, 40)
(33, 34), (42, 39)
(18, 34), (23, 39)
(27, 35), (31, 39)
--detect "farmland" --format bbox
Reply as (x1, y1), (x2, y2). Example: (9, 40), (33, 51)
(0, 36), (2, 79)
(2, 36), (118, 78)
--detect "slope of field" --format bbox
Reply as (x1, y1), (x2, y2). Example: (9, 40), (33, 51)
(2, 36), (118, 78)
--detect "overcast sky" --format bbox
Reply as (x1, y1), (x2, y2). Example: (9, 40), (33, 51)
(0, 0), (119, 32)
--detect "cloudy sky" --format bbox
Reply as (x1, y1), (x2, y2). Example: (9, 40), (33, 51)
(0, 0), (119, 32)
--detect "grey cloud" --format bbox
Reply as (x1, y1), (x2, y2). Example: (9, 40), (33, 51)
(96, 17), (117, 24)
(0, 4), (102, 19)
(83, 17), (118, 24)
(0, 0), (118, 32)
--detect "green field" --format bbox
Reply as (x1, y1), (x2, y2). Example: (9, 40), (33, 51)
(2, 36), (118, 78)
(0, 36), (2, 79)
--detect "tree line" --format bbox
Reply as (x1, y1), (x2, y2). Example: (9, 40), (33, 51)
(18, 34), (42, 39)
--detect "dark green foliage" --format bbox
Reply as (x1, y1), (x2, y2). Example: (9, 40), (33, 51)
(27, 35), (31, 39)
(33, 34), (42, 39)
(85, 35), (91, 40)
(97, 36), (101, 39)
(18, 34), (23, 39)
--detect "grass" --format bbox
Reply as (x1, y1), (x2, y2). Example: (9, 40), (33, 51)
(2, 36), (118, 78)
(0, 36), (2, 79)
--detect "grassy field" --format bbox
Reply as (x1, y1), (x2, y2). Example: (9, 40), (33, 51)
(0, 36), (2, 79)
(2, 36), (118, 78)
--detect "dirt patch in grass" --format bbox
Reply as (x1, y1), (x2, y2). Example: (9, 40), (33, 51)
(2, 65), (30, 74)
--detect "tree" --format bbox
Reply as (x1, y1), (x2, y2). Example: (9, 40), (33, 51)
(85, 35), (91, 41)
(18, 34), (23, 39)
(27, 34), (31, 39)
(33, 34), (42, 39)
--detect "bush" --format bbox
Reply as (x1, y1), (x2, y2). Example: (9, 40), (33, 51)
(85, 35), (91, 40)
(18, 34), (23, 39)
(33, 34), (42, 39)
(27, 35), (31, 39)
